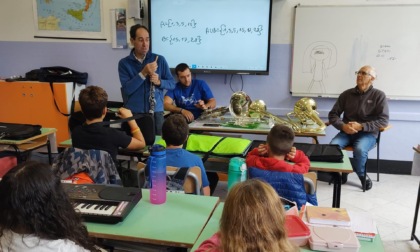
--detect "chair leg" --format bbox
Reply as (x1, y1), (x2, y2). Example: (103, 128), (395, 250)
(377, 144), (380, 182)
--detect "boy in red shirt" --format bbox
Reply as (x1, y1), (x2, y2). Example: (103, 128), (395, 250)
(246, 124), (310, 174)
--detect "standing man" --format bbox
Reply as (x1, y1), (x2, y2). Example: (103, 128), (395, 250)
(164, 63), (216, 122)
(118, 24), (175, 135)
(328, 65), (389, 190)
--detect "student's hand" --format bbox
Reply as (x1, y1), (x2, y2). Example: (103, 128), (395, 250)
(286, 147), (296, 161)
(342, 123), (358, 134)
(117, 107), (133, 119)
(257, 144), (268, 156)
(194, 100), (208, 110)
(181, 109), (195, 122)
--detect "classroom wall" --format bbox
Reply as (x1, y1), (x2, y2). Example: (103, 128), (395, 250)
(1, 0), (419, 162)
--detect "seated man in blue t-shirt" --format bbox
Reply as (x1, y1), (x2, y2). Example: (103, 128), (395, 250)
(164, 63), (216, 122)
(162, 114), (211, 196)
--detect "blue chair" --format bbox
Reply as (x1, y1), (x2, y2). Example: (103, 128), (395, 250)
(248, 167), (318, 208)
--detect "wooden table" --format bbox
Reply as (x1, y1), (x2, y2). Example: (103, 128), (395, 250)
(191, 203), (385, 252)
(0, 128), (57, 164)
(85, 189), (220, 249)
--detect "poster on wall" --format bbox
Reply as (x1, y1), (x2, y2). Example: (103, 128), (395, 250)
(110, 9), (128, 49)
(33, 0), (105, 40)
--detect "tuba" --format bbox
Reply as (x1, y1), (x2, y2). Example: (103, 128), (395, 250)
(248, 99), (301, 132)
(287, 97), (326, 133)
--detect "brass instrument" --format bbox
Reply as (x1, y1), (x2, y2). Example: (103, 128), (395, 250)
(286, 97), (326, 133)
(197, 106), (229, 120)
(228, 91), (255, 126)
(248, 100), (301, 132)
(229, 91), (251, 118)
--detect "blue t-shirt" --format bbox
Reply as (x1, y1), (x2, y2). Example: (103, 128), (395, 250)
(165, 79), (214, 119)
(165, 148), (210, 187)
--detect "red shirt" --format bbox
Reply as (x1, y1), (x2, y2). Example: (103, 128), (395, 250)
(246, 148), (310, 174)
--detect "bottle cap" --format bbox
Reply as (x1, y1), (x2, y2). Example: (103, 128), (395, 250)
(229, 157), (246, 172)
(150, 144), (165, 155)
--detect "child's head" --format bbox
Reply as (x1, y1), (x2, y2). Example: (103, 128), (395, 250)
(267, 124), (295, 156)
(78, 85), (108, 120)
(162, 114), (189, 146)
(0, 161), (97, 251)
(219, 179), (296, 251)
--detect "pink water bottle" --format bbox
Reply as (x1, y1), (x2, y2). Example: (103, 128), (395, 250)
(148, 144), (166, 204)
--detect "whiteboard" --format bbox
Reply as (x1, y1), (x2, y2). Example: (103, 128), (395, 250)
(291, 5), (420, 100)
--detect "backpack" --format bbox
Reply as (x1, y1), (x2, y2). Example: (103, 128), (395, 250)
(25, 66), (88, 116)
(25, 66), (88, 84)
(0, 122), (42, 140)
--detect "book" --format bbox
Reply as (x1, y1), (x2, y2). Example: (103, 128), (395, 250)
(348, 210), (377, 242)
(306, 206), (351, 227)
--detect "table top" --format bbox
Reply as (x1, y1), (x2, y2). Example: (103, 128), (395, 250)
(191, 202), (224, 251)
(85, 189), (220, 248)
(189, 116), (325, 137)
(0, 128), (56, 145)
(191, 203), (384, 252)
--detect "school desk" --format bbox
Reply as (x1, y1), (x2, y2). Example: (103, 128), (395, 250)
(84, 189), (220, 248)
(191, 203), (385, 252)
(309, 150), (353, 208)
(0, 128), (57, 164)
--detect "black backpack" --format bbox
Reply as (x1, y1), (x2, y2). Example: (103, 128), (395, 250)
(25, 66), (88, 84)
(0, 123), (42, 140)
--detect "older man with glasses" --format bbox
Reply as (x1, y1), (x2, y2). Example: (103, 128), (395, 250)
(328, 65), (389, 190)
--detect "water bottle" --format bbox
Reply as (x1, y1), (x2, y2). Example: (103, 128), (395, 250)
(227, 157), (247, 191)
(148, 144), (166, 204)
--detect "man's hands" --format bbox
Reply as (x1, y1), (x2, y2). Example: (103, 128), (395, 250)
(180, 109), (195, 122)
(141, 56), (160, 86)
(194, 100), (208, 110)
(342, 121), (363, 134)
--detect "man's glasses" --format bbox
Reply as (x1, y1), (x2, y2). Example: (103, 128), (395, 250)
(355, 71), (371, 77)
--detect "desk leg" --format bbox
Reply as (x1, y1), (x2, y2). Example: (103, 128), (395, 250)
(312, 136), (319, 144)
(331, 172), (342, 208)
(47, 140), (52, 165)
(411, 182), (420, 244)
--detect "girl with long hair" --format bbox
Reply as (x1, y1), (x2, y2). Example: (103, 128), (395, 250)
(0, 161), (100, 251)
(196, 178), (298, 252)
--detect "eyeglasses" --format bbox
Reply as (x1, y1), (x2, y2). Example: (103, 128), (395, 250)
(355, 71), (371, 77)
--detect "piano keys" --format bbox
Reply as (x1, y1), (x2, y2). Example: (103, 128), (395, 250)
(63, 183), (142, 224)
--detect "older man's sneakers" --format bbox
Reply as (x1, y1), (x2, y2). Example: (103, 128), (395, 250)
(358, 175), (373, 191)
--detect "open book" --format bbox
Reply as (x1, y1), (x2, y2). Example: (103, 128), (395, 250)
(306, 206), (351, 227)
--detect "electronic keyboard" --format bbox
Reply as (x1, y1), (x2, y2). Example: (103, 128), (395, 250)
(62, 183), (142, 224)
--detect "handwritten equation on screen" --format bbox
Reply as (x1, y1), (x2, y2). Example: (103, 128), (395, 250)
(159, 19), (264, 45)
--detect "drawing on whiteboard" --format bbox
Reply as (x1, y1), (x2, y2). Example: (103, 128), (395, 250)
(303, 41), (337, 93)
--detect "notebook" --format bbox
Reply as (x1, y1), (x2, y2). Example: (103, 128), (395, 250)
(306, 206), (351, 227)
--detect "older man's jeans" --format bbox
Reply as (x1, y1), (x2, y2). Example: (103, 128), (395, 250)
(330, 131), (377, 177)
